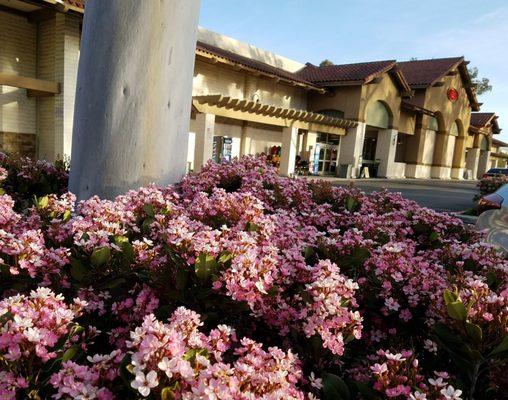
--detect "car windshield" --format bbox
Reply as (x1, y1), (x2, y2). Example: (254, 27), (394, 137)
(487, 168), (508, 175)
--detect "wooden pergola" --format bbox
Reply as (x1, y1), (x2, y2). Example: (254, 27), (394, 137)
(192, 94), (357, 135)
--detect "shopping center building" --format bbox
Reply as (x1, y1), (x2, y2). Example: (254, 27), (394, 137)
(0, 0), (504, 179)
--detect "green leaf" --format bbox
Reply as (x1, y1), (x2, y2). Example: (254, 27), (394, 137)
(323, 373), (351, 400)
(245, 221), (260, 232)
(429, 231), (439, 242)
(161, 387), (175, 400)
(446, 301), (468, 321)
(195, 253), (218, 281)
(175, 268), (189, 290)
(0, 312), (14, 325)
(101, 277), (127, 290)
(345, 197), (358, 212)
(70, 258), (87, 282)
(37, 196), (49, 209)
(90, 246), (111, 267)
(62, 345), (78, 362)
(218, 251), (234, 264)
(143, 203), (155, 218)
(488, 335), (508, 358)
(465, 321), (483, 343)
(443, 289), (458, 305)
(142, 217), (154, 233)
(120, 242), (135, 263)
(62, 209), (71, 222)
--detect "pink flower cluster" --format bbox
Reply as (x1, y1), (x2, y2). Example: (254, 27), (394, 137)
(0, 287), (85, 363)
(126, 307), (308, 399)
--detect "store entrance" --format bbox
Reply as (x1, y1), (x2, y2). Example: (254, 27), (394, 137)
(314, 132), (340, 175)
(361, 129), (379, 177)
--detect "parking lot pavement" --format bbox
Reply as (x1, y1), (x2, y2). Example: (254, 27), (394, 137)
(313, 178), (479, 213)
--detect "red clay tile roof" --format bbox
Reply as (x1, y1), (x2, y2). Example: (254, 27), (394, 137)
(196, 41), (321, 89)
(470, 112), (496, 128)
(64, 0), (85, 9)
(296, 60), (397, 84)
(398, 57), (464, 87)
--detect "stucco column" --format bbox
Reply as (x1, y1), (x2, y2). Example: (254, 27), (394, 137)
(375, 129), (398, 178)
(339, 122), (366, 178)
(451, 136), (467, 179)
(431, 132), (453, 179)
(239, 122), (251, 156)
(280, 126), (298, 176)
(193, 113), (215, 172)
(477, 150), (491, 179)
(465, 148), (480, 180)
(405, 128), (434, 179)
(69, 0), (201, 199)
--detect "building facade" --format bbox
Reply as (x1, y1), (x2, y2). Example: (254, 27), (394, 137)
(0, 0), (503, 179)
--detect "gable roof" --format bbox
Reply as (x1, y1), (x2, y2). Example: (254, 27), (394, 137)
(398, 57), (464, 87)
(295, 60), (411, 95)
(195, 41), (323, 92)
(471, 112), (501, 134)
(296, 60), (395, 84)
(471, 112), (495, 127)
(398, 57), (480, 111)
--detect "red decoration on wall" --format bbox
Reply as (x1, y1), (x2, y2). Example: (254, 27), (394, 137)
(447, 88), (459, 102)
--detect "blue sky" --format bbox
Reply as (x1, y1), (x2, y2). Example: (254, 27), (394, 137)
(199, 0), (508, 141)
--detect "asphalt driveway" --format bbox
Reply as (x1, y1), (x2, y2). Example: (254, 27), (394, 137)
(324, 178), (479, 213)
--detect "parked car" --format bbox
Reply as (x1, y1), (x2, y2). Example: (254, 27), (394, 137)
(477, 183), (508, 214)
(482, 168), (508, 178)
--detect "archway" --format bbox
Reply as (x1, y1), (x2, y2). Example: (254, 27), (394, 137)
(364, 101), (395, 177)
(451, 119), (466, 179)
(430, 112), (452, 179)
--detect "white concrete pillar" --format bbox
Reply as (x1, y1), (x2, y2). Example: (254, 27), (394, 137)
(280, 126), (299, 176)
(193, 113), (215, 172)
(477, 150), (491, 179)
(338, 122), (366, 178)
(239, 122), (251, 156)
(69, 0), (201, 199)
(301, 131), (317, 170)
(375, 129), (398, 178)
(465, 148), (480, 180)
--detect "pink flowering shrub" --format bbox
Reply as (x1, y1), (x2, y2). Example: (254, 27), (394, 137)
(477, 175), (508, 197)
(0, 154), (506, 399)
(0, 152), (68, 211)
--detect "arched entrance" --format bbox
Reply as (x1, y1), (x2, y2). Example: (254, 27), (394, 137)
(363, 100), (394, 177)
(430, 112), (452, 179)
(451, 120), (466, 179)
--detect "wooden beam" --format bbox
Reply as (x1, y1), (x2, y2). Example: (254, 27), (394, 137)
(432, 81), (445, 87)
(27, 8), (55, 23)
(0, 4), (28, 17)
(0, 73), (60, 95)
(447, 70), (459, 76)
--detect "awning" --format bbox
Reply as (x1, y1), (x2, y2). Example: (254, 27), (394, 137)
(192, 95), (357, 135)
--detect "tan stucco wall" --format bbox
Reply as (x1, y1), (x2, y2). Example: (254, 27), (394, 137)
(399, 110), (416, 135)
(0, 10), (37, 136)
(307, 72), (402, 127)
(422, 72), (471, 134)
(359, 72), (401, 129)
(193, 59), (307, 110)
(307, 85), (362, 120)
